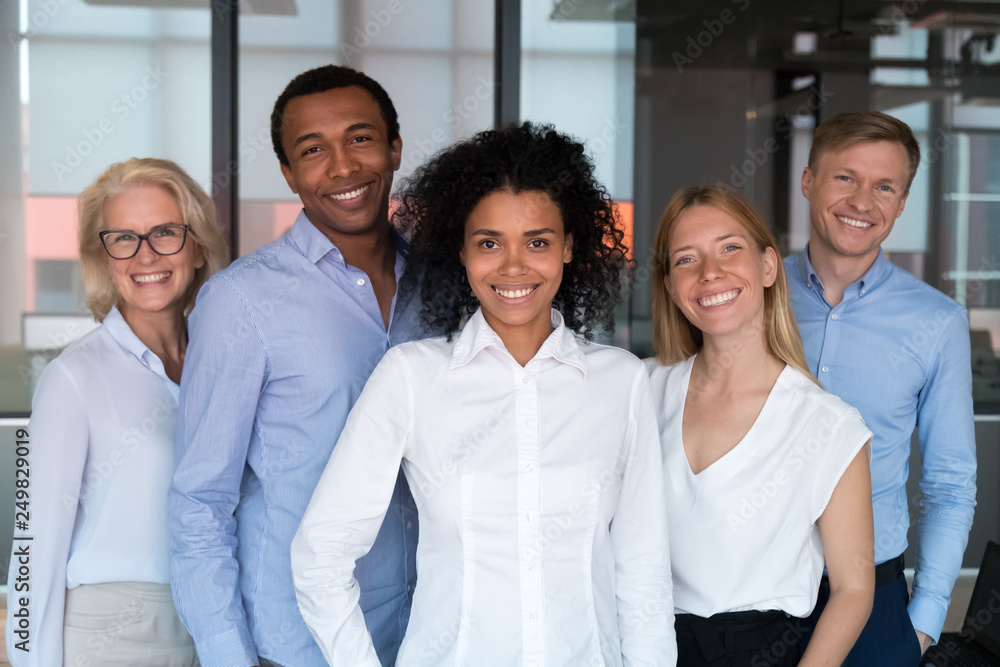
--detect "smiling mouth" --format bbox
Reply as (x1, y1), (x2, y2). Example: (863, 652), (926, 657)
(493, 285), (537, 299)
(328, 183), (373, 201)
(697, 289), (739, 307)
(132, 272), (171, 284)
(837, 215), (873, 229)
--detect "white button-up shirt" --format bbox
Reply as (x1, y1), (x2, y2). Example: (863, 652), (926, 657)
(292, 309), (675, 666)
(6, 306), (179, 667)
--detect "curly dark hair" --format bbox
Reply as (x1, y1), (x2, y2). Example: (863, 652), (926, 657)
(397, 122), (630, 340)
(270, 65), (400, 166)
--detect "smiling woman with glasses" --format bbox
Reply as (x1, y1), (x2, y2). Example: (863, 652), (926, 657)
(5, 158), (228, 667)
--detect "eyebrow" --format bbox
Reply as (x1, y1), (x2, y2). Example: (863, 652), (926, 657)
(291, 132), (322, 149)
(290, 123), (379, 149)
(103, 223), (183, 233)
(346, 122), (377, 133)
(670, 233), (745, 256)
(469, 227), (559, 237)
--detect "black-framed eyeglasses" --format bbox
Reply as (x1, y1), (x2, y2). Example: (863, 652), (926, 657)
(99, 224), (189, 260)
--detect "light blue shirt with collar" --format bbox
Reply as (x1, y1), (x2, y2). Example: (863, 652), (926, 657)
(785, 247), (976, 642)
(169, 211), (423, 666)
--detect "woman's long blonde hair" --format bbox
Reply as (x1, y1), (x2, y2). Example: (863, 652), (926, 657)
(651, 185), (816, 383)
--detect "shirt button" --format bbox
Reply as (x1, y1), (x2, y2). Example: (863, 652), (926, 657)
(525, 513), (534, 523)
(529, 612), (539, 621)
(406, 521), (413, 530)
(521, 376), (530, 384)
(524, 463), (534, 472)
(356, 278), (366, 286)
(821, 366), (829, 373)
(830, 313), (838, 320)
(527, 560), (536, 570)
(407, 584), (413, 594)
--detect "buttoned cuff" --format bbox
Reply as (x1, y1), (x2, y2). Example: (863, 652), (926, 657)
(195, 627), (259, 667)
(908, 592), (948, 644)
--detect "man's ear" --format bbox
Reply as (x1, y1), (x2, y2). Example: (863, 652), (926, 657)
(280, 162), (298, 195)
(390, 137), (402, 171)
(801, 167), (813, 201)
(896, 190), (909, 219)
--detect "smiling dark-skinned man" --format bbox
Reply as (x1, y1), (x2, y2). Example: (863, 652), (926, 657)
(168, 65), (422, 667)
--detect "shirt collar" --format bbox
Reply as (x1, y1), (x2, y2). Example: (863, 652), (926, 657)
(102, 305), (151, 362)
(288, 210), (343, 266)
(288, 208), (409, 273)
(102, 306), (177, 392)
(797, 243), (891, 298)
(103, 306), (181, 393)
(449, 308), (589, 377)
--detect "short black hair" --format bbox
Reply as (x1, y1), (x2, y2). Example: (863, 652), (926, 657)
(397, 122), (631, 341)
(270, 65), (400, 166)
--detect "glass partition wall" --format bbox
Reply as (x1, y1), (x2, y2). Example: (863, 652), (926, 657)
(631, 0), (1000, 575)
(632, 0), (1000, 370)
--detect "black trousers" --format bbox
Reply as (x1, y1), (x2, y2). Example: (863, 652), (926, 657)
(675, 610), (806, 666)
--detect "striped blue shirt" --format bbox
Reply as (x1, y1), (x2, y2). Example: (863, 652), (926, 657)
(169, 211), (422, 666)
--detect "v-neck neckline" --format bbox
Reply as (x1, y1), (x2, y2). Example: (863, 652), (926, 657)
(678, 355), (789, 478)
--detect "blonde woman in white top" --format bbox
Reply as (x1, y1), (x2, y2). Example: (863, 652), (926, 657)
(292, 123), (675, 666)
(646, 185), (873, 666)
(6, 158), (228, 666)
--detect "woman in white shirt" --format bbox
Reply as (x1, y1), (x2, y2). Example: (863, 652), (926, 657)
(292, 122), (675, 666)
(6, 158), (228, 666)
(647, 185), (874, 666)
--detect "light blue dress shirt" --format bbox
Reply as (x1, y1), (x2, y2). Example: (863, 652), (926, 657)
(169, 211), (422, 667)
(785, 248), (977, 642)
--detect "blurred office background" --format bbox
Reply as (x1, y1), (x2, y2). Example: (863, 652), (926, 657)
(0, 0), (998, 637)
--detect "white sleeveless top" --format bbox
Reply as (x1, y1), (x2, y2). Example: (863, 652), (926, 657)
(646, 355), (871, 618)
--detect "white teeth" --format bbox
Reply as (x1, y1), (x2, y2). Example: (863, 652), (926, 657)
(837, 215), (872, 228)
(494, 286), (535, 299)
(330, 184), (371, 201)
(132, 272), (170, 284)
(698, 289), (739, 307)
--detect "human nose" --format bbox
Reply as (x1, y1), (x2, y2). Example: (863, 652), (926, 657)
(133, 237), (158, 262)
(699, 255), (722, 282)
(847, 187), (875, 212)
(325, 146), (360, 179)
(498, 247), (526, 276)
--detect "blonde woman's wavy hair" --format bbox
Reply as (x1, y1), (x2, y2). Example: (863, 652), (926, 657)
(78, 158), (230, 322)
(651, 185), (816, 383)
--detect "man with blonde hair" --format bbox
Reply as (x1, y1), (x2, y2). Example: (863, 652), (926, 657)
(785, 110), (976, 665)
